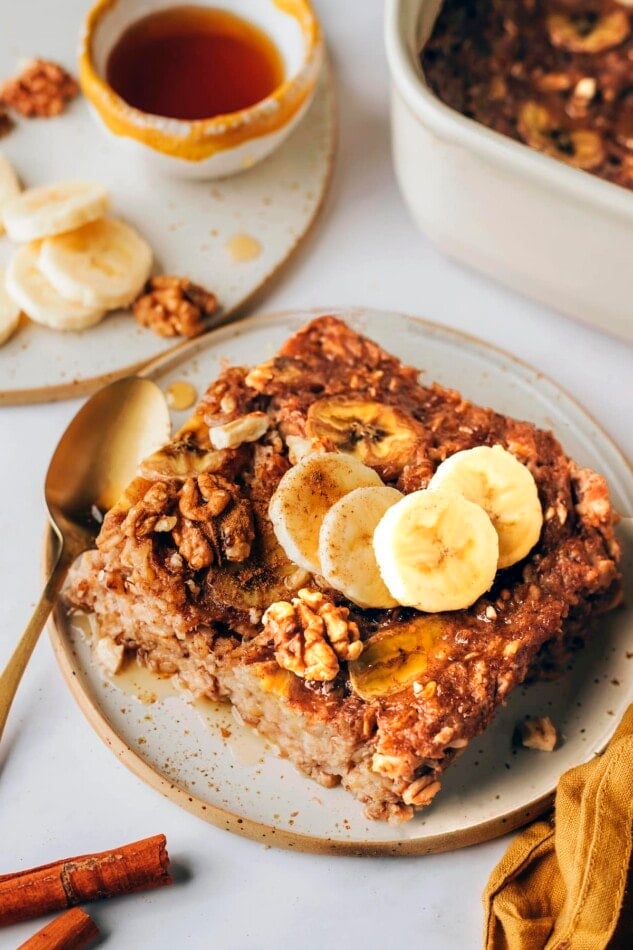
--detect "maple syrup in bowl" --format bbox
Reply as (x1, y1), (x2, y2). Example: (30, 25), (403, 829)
(106, 7), (285, 122)
(79, 0), (323, 179)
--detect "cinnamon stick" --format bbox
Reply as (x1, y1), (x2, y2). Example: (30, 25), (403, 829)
(0, 834), (171, 926)
(18, 908), (99, 950)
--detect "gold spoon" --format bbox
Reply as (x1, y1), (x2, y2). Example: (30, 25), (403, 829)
(0, 377), (171, 743)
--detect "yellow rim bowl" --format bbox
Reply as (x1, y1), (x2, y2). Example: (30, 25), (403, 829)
(79, 0), (323, 163)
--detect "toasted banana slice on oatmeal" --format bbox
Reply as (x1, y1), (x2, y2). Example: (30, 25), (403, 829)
(546, 9), (629, 54)
(517, 102), (605, 170)
(306, 398), (424, 477)
(269, 451), (382, 574)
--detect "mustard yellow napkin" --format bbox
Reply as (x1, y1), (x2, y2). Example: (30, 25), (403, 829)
(483, 704), (633, 950)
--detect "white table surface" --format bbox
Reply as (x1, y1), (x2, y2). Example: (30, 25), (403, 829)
(1, 2), (632, 948)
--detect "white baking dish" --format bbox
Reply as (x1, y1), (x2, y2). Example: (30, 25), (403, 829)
(385, 0), (633, 343)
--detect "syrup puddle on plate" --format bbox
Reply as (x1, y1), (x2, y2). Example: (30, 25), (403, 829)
(165, 380), (197, 412)
(70, 610), (269, 766)
(225, 232), (262, 262)
(194, 696), (267, 766)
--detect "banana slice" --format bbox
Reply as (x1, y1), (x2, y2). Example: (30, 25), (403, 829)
(373, 489), (499, 613)
(269, 452), (383, 574)
(428, 444), (543, 568)
(0, 152), (21, 235)
(306, 398), (424, 477)
(349, 616), (444, 700)
(546, 10), (629, 54)
(2, 180), (109, 242)
(139, 440), (225, 481)
(319, 486), (402, 607)
(0, 268), (21, 345)
(5, 243), (106, 331)
(517, 102), (604, 171)
(39, 216), (152, 309)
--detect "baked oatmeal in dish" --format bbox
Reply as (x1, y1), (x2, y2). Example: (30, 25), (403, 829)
(67, 316), (621, 822)
(423, 0), (633, 190)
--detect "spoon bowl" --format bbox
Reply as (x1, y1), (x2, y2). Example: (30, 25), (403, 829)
(0, 377), (171, 744)
(46, 377), (172, 549)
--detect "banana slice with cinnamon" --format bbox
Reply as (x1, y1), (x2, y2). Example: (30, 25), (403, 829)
(318, 485), (403, 608)
(373, 488), (499, 613)
(269, 451), (382, 574)
(428, 444), (543, 569)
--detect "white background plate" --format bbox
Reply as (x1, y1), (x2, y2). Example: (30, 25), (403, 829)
(0, 0), (334, 404)
(49, 308), (633, 854)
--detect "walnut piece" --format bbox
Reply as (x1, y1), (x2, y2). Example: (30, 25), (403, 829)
(209, 412), (270, 450)
(284, 435), (317, 464)
(262, 588), (363, 682)
(95, 636), (125, 676)
(121, 481), (172, 539)
(573, 465), (613, 527)
(0, 107), (13, 138)
(518, 716), (558, 752)
(106, 474), (254, 574)
(174, 472), (254, 567)
(1, 59), (78, 117)
(133, 275), (218, 338)
(244, 356), (310, 394)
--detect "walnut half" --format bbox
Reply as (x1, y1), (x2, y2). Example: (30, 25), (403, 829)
(101, 474), (254, 576)
(133, 275), (219, 338)
(175, 473), (254, 567)
(0, 107), (13, 139)
(1, 59), (78, 117)
(263, 589), (363, 682)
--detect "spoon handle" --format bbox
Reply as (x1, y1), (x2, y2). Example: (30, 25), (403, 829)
(0, 546), (75, 744)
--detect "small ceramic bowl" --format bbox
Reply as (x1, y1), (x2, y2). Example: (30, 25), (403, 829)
(79, 0), (323, 179)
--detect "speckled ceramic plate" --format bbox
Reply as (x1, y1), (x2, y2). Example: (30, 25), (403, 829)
(48, 308), (633, 855)
(0, 1), (334, 405)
